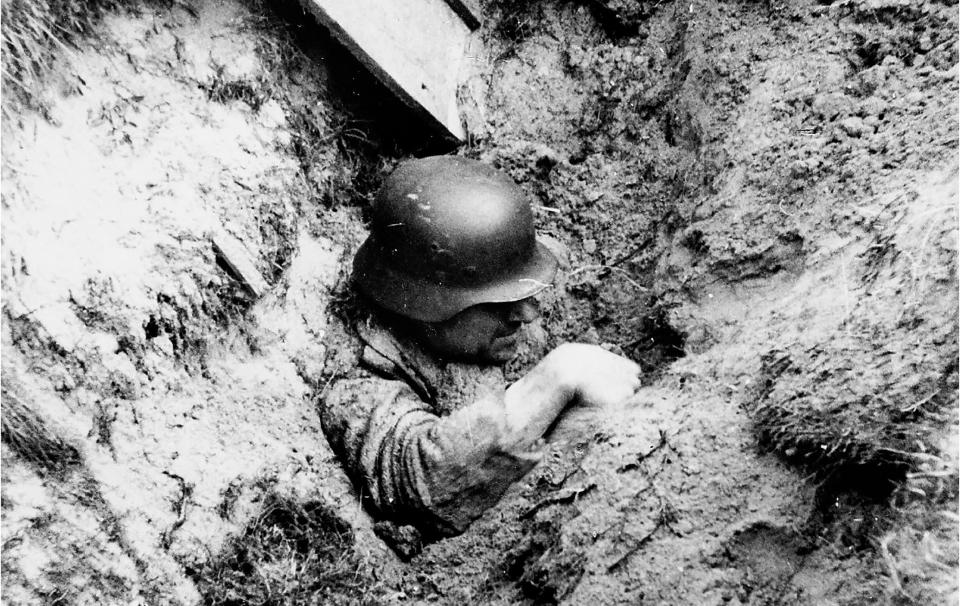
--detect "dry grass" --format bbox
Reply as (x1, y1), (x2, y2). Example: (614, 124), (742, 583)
(0, 366), (81, 477)
(192, 492), (385, 606)
(0, 0), (133, 118)
(750, 183), (959, 483)
(751, 340), (956, 488)
(748, 181), (959, 603)
(485, 0), (544, 42)
(878, 439), (959, 605)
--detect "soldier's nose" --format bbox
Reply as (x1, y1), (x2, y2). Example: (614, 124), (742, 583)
(507, 299), (539, 324)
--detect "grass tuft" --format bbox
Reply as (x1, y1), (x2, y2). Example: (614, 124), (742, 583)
(1, 365), (82, 477)
(484, 0), (544, 42)
(192, 492), (383, 606)
(750, 342), (956, 485)
(878, 437), (959, 605)
(1, 0), (131, 117)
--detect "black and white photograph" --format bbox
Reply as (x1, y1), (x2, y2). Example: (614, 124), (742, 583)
(1, 0), (957, 604)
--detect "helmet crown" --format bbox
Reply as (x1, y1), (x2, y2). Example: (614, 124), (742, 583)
(353, 156), (558, 322)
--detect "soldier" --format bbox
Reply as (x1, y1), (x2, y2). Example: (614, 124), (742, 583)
(321, 156), (640, 550)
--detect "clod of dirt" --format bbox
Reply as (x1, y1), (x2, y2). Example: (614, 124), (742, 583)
(504, 519), (586, 604)
(374, 521), (424, 561)
(710, 522), (815, 606)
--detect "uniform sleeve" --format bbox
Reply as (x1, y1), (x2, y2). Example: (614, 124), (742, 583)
(320, 377), (541, 538)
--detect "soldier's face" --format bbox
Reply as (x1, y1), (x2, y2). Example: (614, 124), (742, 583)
(419, 298), (540, 363)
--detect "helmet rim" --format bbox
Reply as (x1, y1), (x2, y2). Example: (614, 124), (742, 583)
(353, 236), (559, 322)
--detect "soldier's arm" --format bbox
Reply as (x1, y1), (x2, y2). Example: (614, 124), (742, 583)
(320, 377), (540, 538)
(320, 344), (639, 538)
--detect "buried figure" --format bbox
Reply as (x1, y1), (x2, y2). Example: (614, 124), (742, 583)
(319, 156), (641, 556)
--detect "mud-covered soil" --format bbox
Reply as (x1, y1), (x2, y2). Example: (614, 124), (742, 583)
(1, 0), (957, 604)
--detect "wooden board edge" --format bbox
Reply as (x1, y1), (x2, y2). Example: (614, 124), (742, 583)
(211, 230), (269, 298)
(442, 0), (481, 30)
(298, 0), (465, 145)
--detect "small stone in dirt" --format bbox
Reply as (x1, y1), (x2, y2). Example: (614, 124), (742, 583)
(257, 99), (286, 129)
(936, 64), (959, 81)
(373, 521), (423, 561)
(904, 90), (924, 106)
(839, 117), (867, 137)
(881, 54), (903, 69)
(788, 158), (817, 179)
(674, 519), (694, 535)
(811, 92), (852, 120)
(868, 133), (889, 153)
(785, 84), (816, 106)
(857, 96), (885, 117)
(221, 53), (261, 82)
(583, 238), (597, 254)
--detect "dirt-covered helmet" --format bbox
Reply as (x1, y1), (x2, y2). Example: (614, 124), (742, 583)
(353, 155), (558, 322)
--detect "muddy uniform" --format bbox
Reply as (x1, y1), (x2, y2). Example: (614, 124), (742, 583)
(320, 318), (542, 539)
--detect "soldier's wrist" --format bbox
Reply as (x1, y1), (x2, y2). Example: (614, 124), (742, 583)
(541, 344), (582, 404)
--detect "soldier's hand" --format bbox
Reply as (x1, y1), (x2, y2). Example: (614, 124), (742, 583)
(544, 343), (642, 408)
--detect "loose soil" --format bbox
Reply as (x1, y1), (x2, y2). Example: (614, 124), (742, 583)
(1, 0), (957, 605)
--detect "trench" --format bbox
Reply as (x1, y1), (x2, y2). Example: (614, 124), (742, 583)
(178, 1), (717, 602)
(177, 1), (701, 601)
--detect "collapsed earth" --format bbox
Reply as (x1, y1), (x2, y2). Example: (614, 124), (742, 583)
(1, 0), (957, 604)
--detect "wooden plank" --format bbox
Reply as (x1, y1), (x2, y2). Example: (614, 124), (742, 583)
(443, 0), (482, 30)
(301, 0), (470, 143)
(211, 230), (269, 298)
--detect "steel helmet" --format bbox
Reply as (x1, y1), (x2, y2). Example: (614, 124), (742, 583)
(353, 156), (558, 322)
